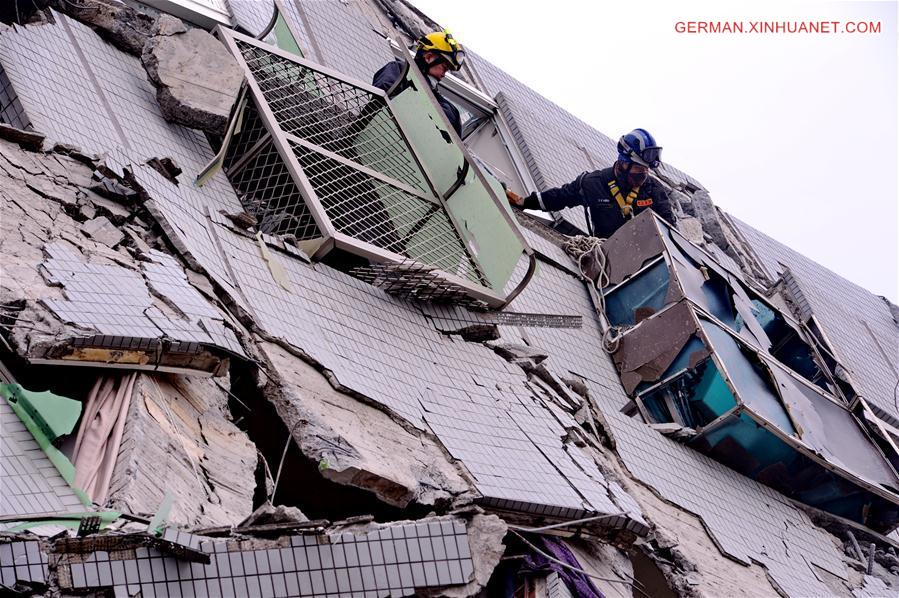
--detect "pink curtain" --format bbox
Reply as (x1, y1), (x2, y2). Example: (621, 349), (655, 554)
(72, 372), (137, 504)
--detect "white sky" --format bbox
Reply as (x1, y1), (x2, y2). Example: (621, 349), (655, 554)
(412, 0), (898, 302)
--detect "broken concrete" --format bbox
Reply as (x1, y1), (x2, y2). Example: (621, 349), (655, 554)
(55, 0), (155, 56)
(240, 502), (309, 527)
(420, 513), (507, 597)
(0, 122), (44, 151)
(141, 19), (244, 135)
(258, 342), (475, 509)
(80, 215), (124, 247)
(107, 373), (256, 526)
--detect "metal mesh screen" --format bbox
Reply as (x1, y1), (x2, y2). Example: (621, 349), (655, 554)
(291, 141), (485, 284)
(235, 40), (428, 194)
(225, 102), (320, 240)
(224, 99), (270, 166)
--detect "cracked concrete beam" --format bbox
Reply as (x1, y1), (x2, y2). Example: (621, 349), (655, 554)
(258, 341), (476, 509)
(0, 122), (45, 151)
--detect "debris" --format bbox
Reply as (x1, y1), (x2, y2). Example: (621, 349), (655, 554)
(76, 515), (102, 537)
(456, 323), (500, 342)
(219, 209), (258, 231)
(141, 22), (244, 134)
(848, 530), (865, 562)
(57, 0), (155, 56)
(80, 215), (124, 247)
(490, 341), (549, 365)
(256, 342), (473, 509)
(145, 156), (182, 183)
(423, 513), (507, 597)
(77, 189), (131, 224)
(89, 168), (138, 203)
(650, 422), (698, 440)
(239, 502), (309, 527)
(0, 123), (44, 151)
(107, 375), (257, 526)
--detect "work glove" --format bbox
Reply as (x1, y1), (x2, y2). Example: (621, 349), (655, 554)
(505, 189), (524, 207)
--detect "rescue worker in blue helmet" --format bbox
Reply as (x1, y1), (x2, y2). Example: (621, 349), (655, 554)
(372, 30), (464, 135)
(507, 129), (675, 238)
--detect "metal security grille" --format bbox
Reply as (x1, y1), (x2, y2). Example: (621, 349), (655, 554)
(224, 102), (320, 240)
(235, 40), (428, 194)
(290, 141), (483, 284)
(218, 32), (489, 288)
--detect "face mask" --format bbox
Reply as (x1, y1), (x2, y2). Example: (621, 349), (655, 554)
(616, 162), (647, 188)
(626, 170), (648, 188)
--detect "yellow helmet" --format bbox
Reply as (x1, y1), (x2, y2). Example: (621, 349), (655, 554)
(415, 30), (465, 71)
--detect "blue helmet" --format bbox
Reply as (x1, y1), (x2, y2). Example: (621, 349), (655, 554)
(617, 129), (662, 168)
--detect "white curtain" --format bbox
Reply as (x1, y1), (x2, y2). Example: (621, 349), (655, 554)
(72, 372), (137, 504)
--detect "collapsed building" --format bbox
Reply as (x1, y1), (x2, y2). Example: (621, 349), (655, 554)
(0, 0), (897, 596)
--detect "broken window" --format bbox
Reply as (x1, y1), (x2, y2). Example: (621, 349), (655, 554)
(212, 28), (535, 308)
(603, 211), (899, 531)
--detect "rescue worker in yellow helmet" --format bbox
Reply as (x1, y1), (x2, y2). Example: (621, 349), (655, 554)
(372, 30), (465, 135)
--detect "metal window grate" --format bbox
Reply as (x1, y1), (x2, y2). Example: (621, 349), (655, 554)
(225, 103), (320, 240)
(235, 40), (428, 194)
(224, 98), (270, 166)
(291, 141), (484, 284)
(213, 29), (535, 306)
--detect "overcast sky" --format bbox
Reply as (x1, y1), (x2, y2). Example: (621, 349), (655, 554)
(412, 0), (898, 301)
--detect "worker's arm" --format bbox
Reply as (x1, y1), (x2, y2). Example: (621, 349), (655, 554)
(442, 100), (463, 136)
(508, 173), (590, 211)
(651, 184), (676, 226)
(371, 60), (404, 92)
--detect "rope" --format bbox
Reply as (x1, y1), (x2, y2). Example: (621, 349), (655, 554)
(563, 236), (624, 354)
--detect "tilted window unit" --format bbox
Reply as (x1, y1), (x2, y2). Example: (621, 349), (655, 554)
(387, 41), (537, 199)
(212, 28), (535, 308)
(601, 211), (899, 532)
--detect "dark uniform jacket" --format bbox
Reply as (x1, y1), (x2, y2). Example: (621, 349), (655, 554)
(372, 60), (463, 136)
(522, 167), (675, 238)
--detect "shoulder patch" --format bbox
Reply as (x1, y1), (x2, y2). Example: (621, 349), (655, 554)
(636, 198), (653, 207)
